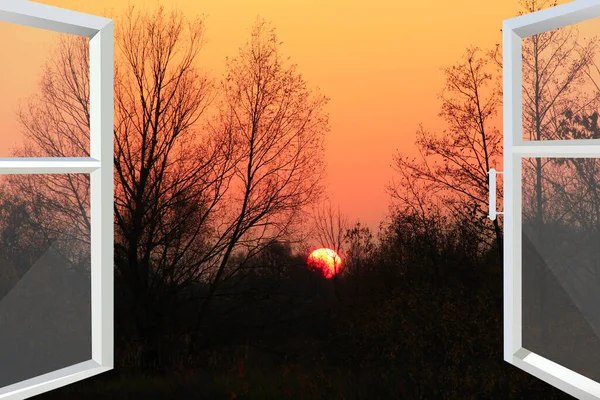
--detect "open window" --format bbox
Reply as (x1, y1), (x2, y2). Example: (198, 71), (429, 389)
(500, 0), (600, 398)
(0, 2), (113, 399)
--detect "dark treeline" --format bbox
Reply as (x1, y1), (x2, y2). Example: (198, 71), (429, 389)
(0, 0), (597, 399)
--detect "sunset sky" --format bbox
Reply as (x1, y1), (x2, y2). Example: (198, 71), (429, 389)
(0, 0), (580, 231)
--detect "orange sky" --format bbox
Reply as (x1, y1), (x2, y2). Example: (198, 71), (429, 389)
(0, 0), (546, 231)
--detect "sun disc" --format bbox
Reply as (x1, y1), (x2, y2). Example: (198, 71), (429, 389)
(307, 247), (343, 278)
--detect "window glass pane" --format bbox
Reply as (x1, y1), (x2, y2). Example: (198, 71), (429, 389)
(0, 21), (89, 157)
(0, 173), (91, 389)
(521, 17), (600, 141)
(522, 157), (600, 381)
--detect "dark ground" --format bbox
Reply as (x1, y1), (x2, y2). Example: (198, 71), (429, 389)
(24, 218), (586, 399)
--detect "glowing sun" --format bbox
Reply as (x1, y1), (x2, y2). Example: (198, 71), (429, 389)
(307, 248), (343, 279)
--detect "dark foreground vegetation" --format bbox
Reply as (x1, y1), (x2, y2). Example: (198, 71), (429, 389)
(35, 211), (571, 399)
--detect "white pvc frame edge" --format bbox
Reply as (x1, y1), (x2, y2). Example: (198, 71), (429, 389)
(504, 0), (600, 399)
(0, 361), (110, 399)
(0, 2), (114, 400)
(0, 0), (111, 37)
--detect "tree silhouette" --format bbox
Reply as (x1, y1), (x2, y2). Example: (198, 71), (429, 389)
(390, 47), (502, 261)
(311, 201), (347, 290)
(11, 6), (221, 366)
(9, 37), (92, 266)
(189, 18), (329, 349)
(342, 221), (375, 297)
(312, 202), (347, 257)
(519, 0), (600, 231)
(10, 8), (329, 365)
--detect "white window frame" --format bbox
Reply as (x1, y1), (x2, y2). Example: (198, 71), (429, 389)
(504, 0), (600, 398)
(0, 1), (114, 399)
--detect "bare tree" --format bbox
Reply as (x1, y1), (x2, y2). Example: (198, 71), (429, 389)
(309, 201), (348, 297)
(11, 8), (329, 362)
(9, 6), (227, 367)
(390, 47), (502, 261)
(9, 36), (92, 265)
(189, 18), (329, 346)
(519, 0), (600, 230)
(312, 201), (348, 265)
